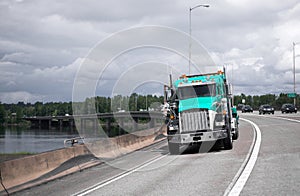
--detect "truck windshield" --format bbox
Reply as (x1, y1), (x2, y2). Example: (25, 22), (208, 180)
(178, 84), (216, 100)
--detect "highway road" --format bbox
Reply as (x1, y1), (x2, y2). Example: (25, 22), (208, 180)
(14, 112), (300, 196)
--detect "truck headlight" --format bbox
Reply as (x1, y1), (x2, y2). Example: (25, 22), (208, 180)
(170, 114), (175, 120)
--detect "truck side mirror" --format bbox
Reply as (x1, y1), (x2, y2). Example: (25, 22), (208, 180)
(164, 85), (171, 102)
(228, 84), (233, 96)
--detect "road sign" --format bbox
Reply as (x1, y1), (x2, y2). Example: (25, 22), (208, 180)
(287, 93), (297, 98)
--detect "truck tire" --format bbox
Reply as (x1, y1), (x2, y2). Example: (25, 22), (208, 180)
(232, 119), (239, 140)
(168, 142), (180, 155)
(223, 115), (233, 150)
(223, 132), (233, 150)
(232, 128), (239, 140)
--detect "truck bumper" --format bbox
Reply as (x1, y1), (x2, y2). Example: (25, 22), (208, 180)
(167, 129), (228, 144)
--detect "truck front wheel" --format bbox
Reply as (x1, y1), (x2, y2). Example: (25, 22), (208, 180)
(232, 128), (239, 140)
(168, 142), (180, 155)
(232, 120), (239, 140)
(223, 131), (233, 150)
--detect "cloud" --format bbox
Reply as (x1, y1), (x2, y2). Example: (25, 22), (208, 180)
(0, 0), (300, 103)
(0, 91), (45, 104)
(0, 57), (82, 103)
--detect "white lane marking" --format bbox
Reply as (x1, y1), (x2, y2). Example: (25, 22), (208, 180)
(224, 118), (262, 196)
(241, 112), (300, 122)
(223, 119), (257, 195)
(262, 115), (300, 123)
(73, 154), (168, 196)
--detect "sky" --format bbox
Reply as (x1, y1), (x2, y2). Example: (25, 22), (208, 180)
(0, 0), (300, 103)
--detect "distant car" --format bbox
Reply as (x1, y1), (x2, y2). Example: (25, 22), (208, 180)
(259, 104), (274, 115)
(281, 104), (297, 113)
(237, 104), (244, 110)
(242, 105), (253, 113)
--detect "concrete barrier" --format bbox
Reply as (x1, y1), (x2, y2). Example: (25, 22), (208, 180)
(87, 126), (165, 158)
(0, 125), (166, 193)
(0, 145), (90, 192)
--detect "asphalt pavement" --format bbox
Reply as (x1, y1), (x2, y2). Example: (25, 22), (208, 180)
(12, 112), (300, 196)
(238, 112), (300, 195)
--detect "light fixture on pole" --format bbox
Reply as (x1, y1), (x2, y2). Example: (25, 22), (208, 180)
(189, 4), (210, 75)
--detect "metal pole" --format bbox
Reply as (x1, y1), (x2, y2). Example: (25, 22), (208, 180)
(231, 64), (234, 105)
(293, 42), (296, 106)
(188, 5), (209, 75)
(189, 8), (192, 75)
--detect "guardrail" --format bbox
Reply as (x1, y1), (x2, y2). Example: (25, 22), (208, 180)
(23, 111), (164, 131)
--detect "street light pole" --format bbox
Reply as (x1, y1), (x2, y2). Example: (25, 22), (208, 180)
(293, 42), (296, 106)
(293, 42), (300, 106)
(189, 4), (209, 75)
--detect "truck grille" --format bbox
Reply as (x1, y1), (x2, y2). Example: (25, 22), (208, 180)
(181, 110), (209, 133)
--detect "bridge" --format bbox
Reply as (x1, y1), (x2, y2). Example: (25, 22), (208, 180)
(23, 111), (165, 135)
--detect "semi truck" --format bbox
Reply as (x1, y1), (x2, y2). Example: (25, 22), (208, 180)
(164, 68), (239, 154)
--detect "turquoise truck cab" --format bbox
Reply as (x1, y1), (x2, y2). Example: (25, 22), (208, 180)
(165, 69), (239, 154)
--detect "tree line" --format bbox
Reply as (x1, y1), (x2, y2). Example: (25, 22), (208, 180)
(0, 93), (298, 125)
(0, 94), (164, 125)
(233, 93), (299, 110)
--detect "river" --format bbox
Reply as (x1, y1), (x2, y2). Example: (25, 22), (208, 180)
(0, 126), (79, 154)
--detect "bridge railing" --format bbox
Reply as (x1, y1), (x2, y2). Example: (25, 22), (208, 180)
(23, 111), (165, 137)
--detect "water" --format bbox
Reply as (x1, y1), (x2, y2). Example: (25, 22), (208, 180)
(0, 126), (79, 153)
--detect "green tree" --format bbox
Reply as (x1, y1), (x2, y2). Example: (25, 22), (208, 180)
(16, 107), (23, 123)
(252, 95), (260, 109)
(0, 103), (6, 124)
